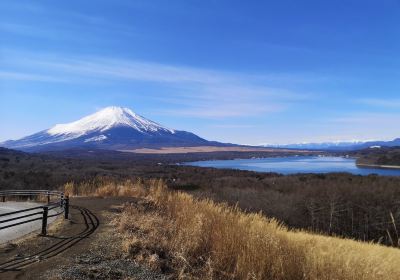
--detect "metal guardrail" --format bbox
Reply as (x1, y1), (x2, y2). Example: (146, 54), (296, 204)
(0, 190), (69, 236)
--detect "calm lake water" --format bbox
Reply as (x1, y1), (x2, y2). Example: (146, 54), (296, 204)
(184, 156), (400, 176)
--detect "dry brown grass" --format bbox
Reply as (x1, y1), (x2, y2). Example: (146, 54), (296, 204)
(63, 178), (149, 197)
(65, 178), (400, 279)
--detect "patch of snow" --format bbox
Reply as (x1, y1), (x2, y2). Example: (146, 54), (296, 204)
(84, 135), (107, 143)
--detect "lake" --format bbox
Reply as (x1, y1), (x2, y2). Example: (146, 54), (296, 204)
(184, 156), (400, 176)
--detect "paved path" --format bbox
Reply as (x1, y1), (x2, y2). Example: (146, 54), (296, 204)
(0, 202), (59, 244)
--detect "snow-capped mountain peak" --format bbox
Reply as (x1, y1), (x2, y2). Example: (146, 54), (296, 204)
(47, 106), (175, 137)
(1, 106), (212, 151)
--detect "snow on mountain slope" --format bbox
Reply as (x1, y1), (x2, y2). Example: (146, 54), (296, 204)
(1, 106), (216, 152)
(84, 135), (108, 143)
(48, 106), (175, 138)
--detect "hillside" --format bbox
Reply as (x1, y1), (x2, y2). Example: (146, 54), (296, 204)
(63, 179), (400, 279)
(353, 147), (400, 167)
(2, 147), (400, 278)
(4, 180), (400, 279)
(2, 147), (399, 247)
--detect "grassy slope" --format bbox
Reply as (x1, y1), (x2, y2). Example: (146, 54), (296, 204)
(68, 179), (400, 280)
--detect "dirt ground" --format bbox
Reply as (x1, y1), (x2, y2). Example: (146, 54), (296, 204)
(0, 197), (164, 280)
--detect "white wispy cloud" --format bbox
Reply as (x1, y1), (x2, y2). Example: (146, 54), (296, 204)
(329, 112), (400, 124)
(357, 98), (400, 108)
(325, 112), (400, 141)
(1, 1), (139, 42)
(208, 124), (256, 129)
(163, 103), (284, 118)
(1, 50), (312, 118)
(0, 71), (66, 82)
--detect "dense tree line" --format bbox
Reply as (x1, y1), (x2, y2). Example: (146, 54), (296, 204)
(354, 147), (400, 166)
(174, 171), (400, 246)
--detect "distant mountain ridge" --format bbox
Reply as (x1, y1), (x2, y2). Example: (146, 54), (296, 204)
(1, 106), (225, 152)
(264, 139), (400, 151)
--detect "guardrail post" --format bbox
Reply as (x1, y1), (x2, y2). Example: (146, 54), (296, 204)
(41, 206), (48, 236)
(47, 191), (50, 204)
(64, 195), (69, 219)
(60, 194), (64, 208)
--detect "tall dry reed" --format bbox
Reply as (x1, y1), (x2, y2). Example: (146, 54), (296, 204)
(144, 181), (400, 279)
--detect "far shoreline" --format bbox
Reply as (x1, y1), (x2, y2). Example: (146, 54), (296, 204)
(356, 163), (400, 170)
(119, 146), (320, 154)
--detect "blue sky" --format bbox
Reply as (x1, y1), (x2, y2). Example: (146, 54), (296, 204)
(1, 0), (400, 145)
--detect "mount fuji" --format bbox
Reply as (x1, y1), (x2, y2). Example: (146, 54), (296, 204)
(1, 106), (220, 152)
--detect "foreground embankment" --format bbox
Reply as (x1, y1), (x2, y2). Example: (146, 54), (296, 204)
(66, 179), (400, 280)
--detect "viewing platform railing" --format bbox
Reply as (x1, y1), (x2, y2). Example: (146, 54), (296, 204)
(0, 190), (69, 236)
